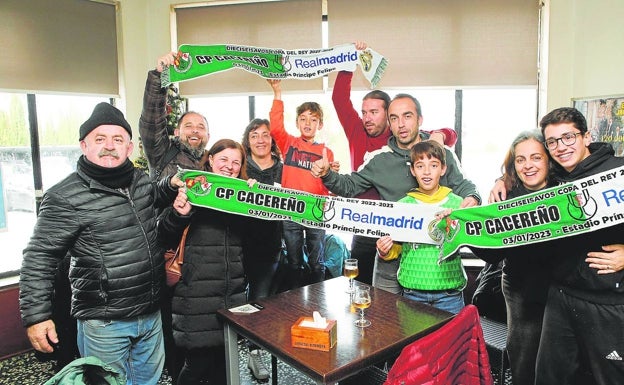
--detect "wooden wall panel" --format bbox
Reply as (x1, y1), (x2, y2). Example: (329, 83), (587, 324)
(0, 284), (32, 359)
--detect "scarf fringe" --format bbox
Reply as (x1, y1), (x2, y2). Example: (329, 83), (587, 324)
(370, 57), (388, 89)
(161, 67), (171, 87)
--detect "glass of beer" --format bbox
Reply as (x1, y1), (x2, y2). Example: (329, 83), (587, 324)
(353, 285), (372, 328)
(343, 258), (359, 293)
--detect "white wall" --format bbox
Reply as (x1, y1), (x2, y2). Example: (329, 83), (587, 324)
(546, 0), (624, 111)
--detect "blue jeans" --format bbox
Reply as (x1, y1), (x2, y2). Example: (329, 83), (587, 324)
(282, 221), (325, 286)
(77, 310), (165, 385)
(403, 288), (465, 314)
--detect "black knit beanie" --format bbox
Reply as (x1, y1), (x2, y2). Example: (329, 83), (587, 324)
(79, 102), (132, 141)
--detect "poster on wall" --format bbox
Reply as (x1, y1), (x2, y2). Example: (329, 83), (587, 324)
(572, 95), (624, 156)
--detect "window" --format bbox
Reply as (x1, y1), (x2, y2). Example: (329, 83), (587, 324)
(0, 93), (107, 278)
(0, 93), (31, 276)
(462, 88), (538, 200)
(191, 87), (536, 198)
(0, 0), (119, 279)
(188, 86), (536, 248)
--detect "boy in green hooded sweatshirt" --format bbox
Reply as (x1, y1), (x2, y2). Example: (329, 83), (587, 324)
(376, 140), (466, 314)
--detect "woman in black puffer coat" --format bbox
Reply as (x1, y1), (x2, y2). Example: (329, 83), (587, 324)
(158, 139), (249, 385)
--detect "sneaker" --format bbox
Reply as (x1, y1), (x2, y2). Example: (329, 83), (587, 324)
(248, 349), (270, 381)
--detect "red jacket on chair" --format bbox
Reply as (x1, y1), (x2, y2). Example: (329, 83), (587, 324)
(384, 305), (493, 385)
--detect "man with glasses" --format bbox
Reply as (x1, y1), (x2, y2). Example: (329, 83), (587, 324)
(533, 107), (624, 385)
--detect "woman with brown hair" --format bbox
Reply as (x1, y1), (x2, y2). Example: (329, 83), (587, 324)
(159, 139), (249, 385)
(240, 118), (284, 381)
(474, 130), (555, 385)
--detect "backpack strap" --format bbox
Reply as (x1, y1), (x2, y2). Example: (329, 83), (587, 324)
(151, 144), (180, 180)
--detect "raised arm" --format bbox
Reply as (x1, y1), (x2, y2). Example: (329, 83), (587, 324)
(426, 128), (458, 147)
(267, 79), (291, 154)
(332, 71), (361, 139)
(139, 52), (178, 174)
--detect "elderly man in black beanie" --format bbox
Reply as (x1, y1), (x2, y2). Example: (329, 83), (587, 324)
(20, 102), (182, 385)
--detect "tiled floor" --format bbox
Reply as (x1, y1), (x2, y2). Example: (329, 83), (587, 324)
(0, 341), (318, 385)
(0, 340), (512, 384)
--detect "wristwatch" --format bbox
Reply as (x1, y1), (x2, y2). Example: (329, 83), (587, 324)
(466, 193), (482, 205)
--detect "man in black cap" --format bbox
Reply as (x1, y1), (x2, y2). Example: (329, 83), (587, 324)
(19, 102), (181, 385)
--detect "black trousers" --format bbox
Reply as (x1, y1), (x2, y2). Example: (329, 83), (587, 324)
(536, 284), (624, 385)
(177, 346), (226, 385)
(161, 286), (184, 383)
(349, 235), (377, 285)
(502, 273), (545, 385)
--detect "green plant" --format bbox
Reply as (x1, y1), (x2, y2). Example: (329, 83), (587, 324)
(135, 85), (186, 173)
(166, 84), (186, 136)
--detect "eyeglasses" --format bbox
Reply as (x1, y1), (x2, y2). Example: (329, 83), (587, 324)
(544, 132), (583, 150)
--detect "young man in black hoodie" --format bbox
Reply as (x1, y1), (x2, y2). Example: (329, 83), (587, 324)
(535, 107), (624, 385)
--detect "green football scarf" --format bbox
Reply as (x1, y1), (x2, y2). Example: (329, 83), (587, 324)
(434, 165), (624, 260)
(179, 166), (624, 257)
(162, 43), (387, 88)
(180, 170), (440, 244)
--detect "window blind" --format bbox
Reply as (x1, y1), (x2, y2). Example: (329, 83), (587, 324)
(0, 0), (119, 95)
(328, 0), (539, 90)
(175, 0), (323, 96)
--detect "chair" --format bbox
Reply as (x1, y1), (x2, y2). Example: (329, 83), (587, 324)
(479, 316), (508, 384)
(341, 305), (494, 385)
(383, 304), (493, 385)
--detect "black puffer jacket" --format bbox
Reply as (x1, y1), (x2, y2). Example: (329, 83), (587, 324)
(158, 206), (247, 349)
(20, 169), (175, 327)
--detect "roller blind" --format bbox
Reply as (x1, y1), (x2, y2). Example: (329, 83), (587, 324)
(175, 0), (323, 96)
(328, 0), (539, 90)
(0, 0), (119, 95)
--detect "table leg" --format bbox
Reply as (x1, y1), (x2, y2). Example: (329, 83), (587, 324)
(223, 323), (240, 385)
(271, 355), (277, 385)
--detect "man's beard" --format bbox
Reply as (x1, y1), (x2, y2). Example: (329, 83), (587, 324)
(180, 139), (206, 159)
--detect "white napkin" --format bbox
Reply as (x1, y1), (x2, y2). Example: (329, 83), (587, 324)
(299, 311), (328, 328)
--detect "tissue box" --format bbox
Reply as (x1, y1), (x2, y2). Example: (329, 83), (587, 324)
(291, 317), (337, 351)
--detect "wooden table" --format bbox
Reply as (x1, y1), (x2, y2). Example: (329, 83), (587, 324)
(217, 277), (453, 385)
